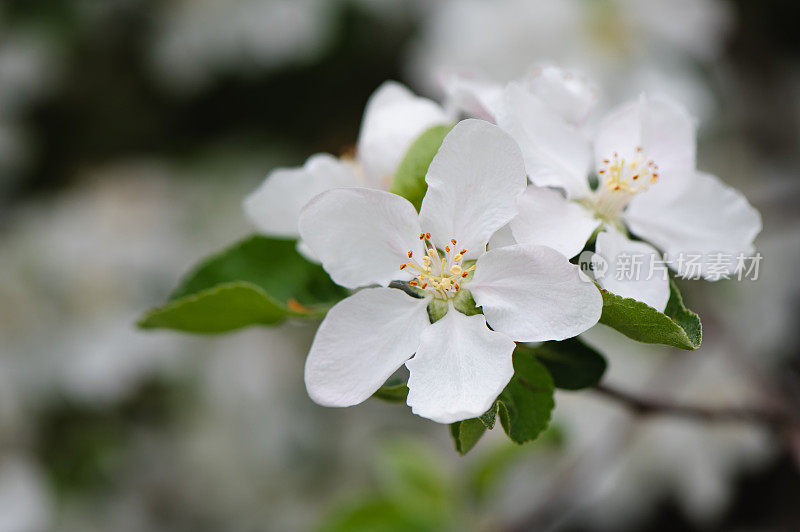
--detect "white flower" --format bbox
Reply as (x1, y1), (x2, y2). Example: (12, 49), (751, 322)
(298, 120), (602, 423)
(408, 0), (731, 118)
(499, 90), (761, 311)
(243, 81), (450, 240)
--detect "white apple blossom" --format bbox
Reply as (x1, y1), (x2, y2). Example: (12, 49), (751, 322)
(243, 81), (450, 241)
(408, 0), (731, 119)
(298, 119), (602, 423)
(478, 78), (760, 311)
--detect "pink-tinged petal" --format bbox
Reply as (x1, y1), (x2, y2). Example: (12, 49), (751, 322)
(299, 188), (423, 289)
(419, 119), (526, 258)
(406, 310), (515, 423)
(243, 153), (358, 238)
(305, 287), (430, 407)
(470, 244), (603, 342)
(510, 186), (599, 258)
(594, 230), (670, 312)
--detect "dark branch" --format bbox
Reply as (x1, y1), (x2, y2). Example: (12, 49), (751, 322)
(592, 382), (798, 428)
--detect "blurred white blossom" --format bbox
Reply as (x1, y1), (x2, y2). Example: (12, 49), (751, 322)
(408, 0), (732, 118)
(150, 0), (336, 92)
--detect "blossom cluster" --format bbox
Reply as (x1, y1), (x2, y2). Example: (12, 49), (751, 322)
(244, 65), (761, 424)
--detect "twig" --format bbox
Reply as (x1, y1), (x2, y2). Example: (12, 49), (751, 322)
(592, 382), (798, 428)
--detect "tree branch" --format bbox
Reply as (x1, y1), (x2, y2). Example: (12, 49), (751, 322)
(592, 382), (799, 428)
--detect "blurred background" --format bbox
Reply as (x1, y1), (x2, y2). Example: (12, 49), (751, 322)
(1, 0), (799, 530)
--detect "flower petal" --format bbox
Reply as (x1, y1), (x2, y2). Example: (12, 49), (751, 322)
(523, 64), (598, 125)
(357, 81), (451, 187)
(494, 81), (593, 198)
(305, 287), (430, 407)
(625, 171), (762, 280)
(487, 223), (517, 250)
(298, 188), (424, 289)
(405, 309), (515, 423)
(510, 186), (599, 258)
(419, 119), (526, 258)
(243, 153), (358, 238)
(594, 93), (696, 178)
(469, 244), (603, 342)
(594, 230), (670, 312)
(442, 73), (504, 121)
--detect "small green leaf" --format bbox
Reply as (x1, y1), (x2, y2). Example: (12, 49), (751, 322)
(375, 441), (452, 517)
(317, 498), (430, 532)
(449, 418), (488, 455)
(495, 350), (555, 444)
(373, 377), (409, 403)
(390, 124), (454, 210)
(318, 442), (453, 532)
(523, 338), (607, 390)
(138, 235), (347, 333)
(598, 279), (702, 350)
(664, 279), (702, 348)
(450, 348), (555, 453)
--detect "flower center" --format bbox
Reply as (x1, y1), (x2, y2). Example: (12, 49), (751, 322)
(400, 233), (476, 300)
(592, 147), (659, 221)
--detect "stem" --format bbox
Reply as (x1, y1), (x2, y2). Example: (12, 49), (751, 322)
(499, 383), (799, 532)
(592, 382), (798, 428)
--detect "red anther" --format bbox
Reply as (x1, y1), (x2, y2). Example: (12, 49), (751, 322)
(421, 282), (428, 289)
(598, 169), (606, 174)
(632, 174), (639, 180)
(450, 238), (457, 245)
(454, 284), (460, 291)
(613, 185), (621, 191)
(409, 280), (418, 286)
(460, 249), (466, 255)
(445, 245), (450, 252)
(399, 264), (407, 270)
(603, 159), (609, 164)
(407, 250), (413, 258)
(461, 272), (468, 278)
(653, 173), (659, 178)
(419, 232), (425, 240)
(425, 232), (431, 239)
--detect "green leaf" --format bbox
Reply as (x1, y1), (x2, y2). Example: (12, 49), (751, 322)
(375, 441), (452, 517)
(523, 338), (607, 390)
(449, 418), (488, 455)
(317, 498), (432, 532)
(449, 348), (555, 453)
(318, 442), (452, 532)
(390, 124), (454, 210)
(138, 235), (347, 333)
(495, 350), (555, 444)
(373, 377), (409, 403)
(664, 279), (702, 347)
(598, 279), (702, 350)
